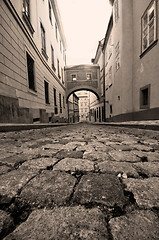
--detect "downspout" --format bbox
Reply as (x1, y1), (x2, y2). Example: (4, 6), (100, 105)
(103, 48), (106, 122)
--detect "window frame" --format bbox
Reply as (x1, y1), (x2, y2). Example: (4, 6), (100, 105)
(141, 0), (158, 56)
(51, 45), (55, 71)
(48, 1), (52, 24)
(86, 73), (92, 80)
(22, 0), (34, 34)
(53, 88), (58, 114)
(26, 51), (36, 92)
(140, 84), (151, 109)
(59, 93), (62, 113)
(72, 74), (77, 81)
(44, 80), (50, 104)
(41, 23), (48, 60)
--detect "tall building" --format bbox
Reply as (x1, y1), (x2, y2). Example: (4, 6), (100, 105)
(0, 0), (67, 123)
(91, 0), (159, 122)
(76, 91), (90, 122)
(68, 93), (79, 123)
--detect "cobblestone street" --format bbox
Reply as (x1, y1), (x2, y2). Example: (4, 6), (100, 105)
(0, 123), (159, 239)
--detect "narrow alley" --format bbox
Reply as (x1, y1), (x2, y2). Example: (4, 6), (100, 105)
(0, 123), (159, 239)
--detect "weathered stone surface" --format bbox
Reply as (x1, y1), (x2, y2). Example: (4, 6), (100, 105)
(83, 151), (111, 162)
(109, 210), (159, 240)
(65, 141), (86, 151)
(123, 177), (159, 208)
(73, 173), (125, 208)
(133, 144), (154, 152)
(0, 165), (12, 175)
(4, 207), (108, 240)
(41, 143), (65, 151)
(133, 162), (159, 177)
(0, 154), (29, 167)
(0, 210), (14, 239)
(55, 150), (83, 159)
(0, 170), (36, 204)
(20, 171), (76, 207)
(19, 158), (58, 171)
(98, 161), (139, 177)
(53, 158), (94, 172)
(132, 150), (159, 162)
(109, 150), (141, 163)
(112, 144), (134, 151)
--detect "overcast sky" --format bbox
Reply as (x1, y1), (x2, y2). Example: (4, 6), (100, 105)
(58, 0), (112, 65)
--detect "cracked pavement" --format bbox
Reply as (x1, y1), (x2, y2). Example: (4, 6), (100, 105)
(0, 123), (159, 239)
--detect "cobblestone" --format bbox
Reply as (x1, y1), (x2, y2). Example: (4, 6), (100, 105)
(0, 123), (159, 239)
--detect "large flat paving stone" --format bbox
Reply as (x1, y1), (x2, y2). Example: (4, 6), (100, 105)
(123, 177), (159, 208)
(55, 150), (83, 159)
(109, 210), (159, 240)
(53, 158), (94, 172)
(0, 210), (14, 239)
(19, 157), (58, 171)
(65, 141), (86, 151)
(98, 161), (139, 177)
(109, 150), (141, 163)
(0, 170), (36, 204)
(4, 206), (108, 240)
(73, 173), (125, 208)
(132, 150), (159, 162)
(83, 151), (111, 162)
(133, 162), (159, 177)
(20, 171), (76, 207)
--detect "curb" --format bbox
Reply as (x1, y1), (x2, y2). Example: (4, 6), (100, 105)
(0, 123), (69, 132)
(91, 122), (159, 131)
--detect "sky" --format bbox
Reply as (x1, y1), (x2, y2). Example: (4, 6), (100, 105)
(58, 0), (112, 65)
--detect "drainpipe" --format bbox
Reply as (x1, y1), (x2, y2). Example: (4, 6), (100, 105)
(103, 49), (106, 122)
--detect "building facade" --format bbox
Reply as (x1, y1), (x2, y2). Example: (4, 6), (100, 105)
(0, 0), (67, 123)
(68, 93), (79, 123)
(76, 91), (90, 122)
(91, 0), (159, 122)
(90, 39), (105, 122)
(105, 0), (159, 121)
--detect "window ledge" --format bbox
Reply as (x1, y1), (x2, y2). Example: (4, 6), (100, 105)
(140, 105), (150, 109)
(140, 40), (158, 58)
(22, 12), (34, 35)
(28, 88), (37, 95)
(52, 64), (56, 72)
(42, 49), (48, 61)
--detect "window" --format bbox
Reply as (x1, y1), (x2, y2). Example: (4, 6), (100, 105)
(109, 66), (112, 85)
(55, 23), (58, 41)
(23, 0), (30, 19)
(26, 52), (36, 91)
(141, 0), (157, 53)
(72, 74), (77, 81)
(61, 68), (64, 84)
(53, 88), (58, 114)
(86, 74), (92, 80)
(51, 45), (55, 71)
(140, 84), (150, 109)
(22, 0), (34, 34)
(57, 59), (60, 78)
(48, 1), (52, 24)
(110, 105), (113, 114)
(63, 96), (65, 108)
(115, 42), (120, 71)
(85, 108), (87, 112)
(114, 0), (119, 23)
(41, 23), (48, 59)
(44, 80), (49, 104)
(59, 93), (62, 113)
